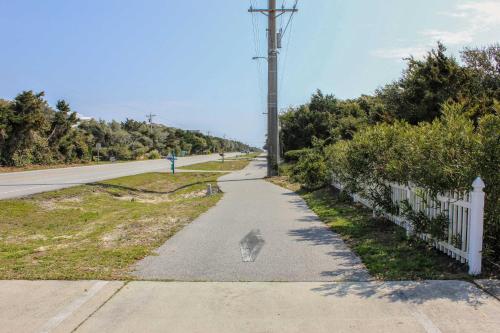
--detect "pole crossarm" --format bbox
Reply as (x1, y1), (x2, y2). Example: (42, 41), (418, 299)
(248, 8), (298, 17)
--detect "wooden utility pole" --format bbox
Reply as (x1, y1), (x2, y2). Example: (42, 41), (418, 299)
(249, 1), (298, 176)
(268, 0), (279, 176)
(146, 113), (157, 134)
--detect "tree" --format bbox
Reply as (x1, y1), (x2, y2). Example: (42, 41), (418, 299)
(47, 100), (78, 151)
(0, 91), (258, 166)
(460, 44), (500, 121)
(378, 43), (468, 124)
(190, 135), (207, 154)
(2, 91), (51, 165)
(0, 99), (12, 155)
(280, 91), (369, 152)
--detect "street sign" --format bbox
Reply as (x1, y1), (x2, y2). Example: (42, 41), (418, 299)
(96, 143), (102, 163)
(166, 152), (177, 174)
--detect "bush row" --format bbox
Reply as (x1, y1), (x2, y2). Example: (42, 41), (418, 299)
(292, 103), (499, 266)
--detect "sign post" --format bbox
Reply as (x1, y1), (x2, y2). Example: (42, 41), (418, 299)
(167, 152), (177, 174)
(96, 143), (101, 164)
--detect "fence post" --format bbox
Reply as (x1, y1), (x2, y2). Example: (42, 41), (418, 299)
(405, 187), (413, 236)
(468, 177), (485, 275)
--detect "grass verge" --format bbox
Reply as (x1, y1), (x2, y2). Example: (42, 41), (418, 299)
(225, 152), (261, 160)
(0, 172), (223, 280)
(179, 159), (250, 171)
(268, 176), (469, 280)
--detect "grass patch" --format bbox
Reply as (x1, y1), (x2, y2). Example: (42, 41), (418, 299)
(0, 172), (223, 280)
(268, 177), (469, 280)
(225, 152), (261, 160)
(179, 159), (250, 171)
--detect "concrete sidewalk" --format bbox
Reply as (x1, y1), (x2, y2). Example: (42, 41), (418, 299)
(0, 280), (124, 333)
(1, 280), (499, 333)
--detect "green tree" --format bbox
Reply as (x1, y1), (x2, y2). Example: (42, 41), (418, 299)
(377, 43), (468, 124)
(2, 91), (51, 166)
(460, 44), (500, 121)
(47, 100), (78, 154)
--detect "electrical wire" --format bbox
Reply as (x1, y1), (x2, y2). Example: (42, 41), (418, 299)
(279, 0), (286, 35)
(250, 0), (267, 116)
(249, 0), (299, 113)
(278, 0), (298, 101)
(281, 0), (298, 38)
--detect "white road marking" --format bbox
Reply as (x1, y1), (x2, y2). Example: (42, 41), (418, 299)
(240, 229), (265, 262)
(37, 281), (108, 333)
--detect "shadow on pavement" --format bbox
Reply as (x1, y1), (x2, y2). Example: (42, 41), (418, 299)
(310, 280), (491, 307)
(288, 226), (344, 246)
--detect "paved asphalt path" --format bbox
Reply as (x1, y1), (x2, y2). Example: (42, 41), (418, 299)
(0, 153), (237, 200)
(134, 157), (371, 281)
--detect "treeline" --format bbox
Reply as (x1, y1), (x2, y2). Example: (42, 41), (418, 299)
(281, 43), (500, 269)
(0, 91), (256, 167)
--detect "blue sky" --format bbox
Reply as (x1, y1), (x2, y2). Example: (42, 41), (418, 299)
(1, 1), (499, 147)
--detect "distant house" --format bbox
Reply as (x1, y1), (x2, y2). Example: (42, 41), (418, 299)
(72, 113), (93, 128)
(76, 113), (93, 121)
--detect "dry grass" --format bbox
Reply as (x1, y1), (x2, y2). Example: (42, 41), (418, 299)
(0, 172), (223, 280)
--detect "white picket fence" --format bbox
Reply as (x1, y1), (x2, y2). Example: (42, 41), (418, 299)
(331, 175), (486, 275)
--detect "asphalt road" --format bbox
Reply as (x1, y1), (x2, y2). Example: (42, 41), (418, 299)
(134, 157), (371, 281)
(0, 153), (237, 200)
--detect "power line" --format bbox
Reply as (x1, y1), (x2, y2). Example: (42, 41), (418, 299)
(281, 0), (298, 38)
(250, 0), (266, 115)
(279, 3), (297, 97)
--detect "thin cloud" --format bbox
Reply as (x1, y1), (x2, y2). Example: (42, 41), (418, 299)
(455, 1), (500, 28)
(372, 0), (500, 61)
(422, 29), (474, 45)
(371, 47), (427, 60)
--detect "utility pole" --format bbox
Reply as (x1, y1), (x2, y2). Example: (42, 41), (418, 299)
(249, 1), (298, 176)
(146, 113), (157, 134)
(268, 0), (278, 176)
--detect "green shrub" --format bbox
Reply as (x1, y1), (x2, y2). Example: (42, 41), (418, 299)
(291, 149), (329, 190)
(325, 103), (500, 267)
(284, 148), (310, 162)
(477, 108), (500, 264)
(147, 149), (161, 160)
